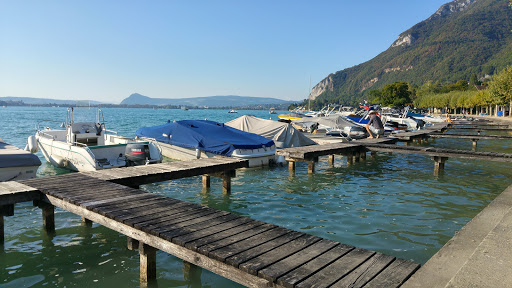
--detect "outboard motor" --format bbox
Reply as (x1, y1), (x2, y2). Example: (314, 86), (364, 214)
(125, 143), (150, 166)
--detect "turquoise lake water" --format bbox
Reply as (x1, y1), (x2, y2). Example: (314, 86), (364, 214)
(1, 106), (512, 287)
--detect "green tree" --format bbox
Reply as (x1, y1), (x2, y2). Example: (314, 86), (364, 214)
(378, 82), (412, 107)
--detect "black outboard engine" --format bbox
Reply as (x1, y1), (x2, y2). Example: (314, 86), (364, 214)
(125, 143), (150, 166)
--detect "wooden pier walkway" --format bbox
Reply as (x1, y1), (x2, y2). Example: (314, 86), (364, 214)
(1, 158), (420, 287)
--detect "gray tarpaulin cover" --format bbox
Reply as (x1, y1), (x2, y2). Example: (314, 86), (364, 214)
(226, 115), (316, 148)
(293, 115), (362, 130)
(0, 138), (42, 168)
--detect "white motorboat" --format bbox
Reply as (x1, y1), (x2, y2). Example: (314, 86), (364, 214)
(28, 108), (162, 172)
(0, 137), (41, 181)
(136, 120), (277, 167)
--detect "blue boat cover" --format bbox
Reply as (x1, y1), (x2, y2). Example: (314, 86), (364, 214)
(136, 120), (275, 156)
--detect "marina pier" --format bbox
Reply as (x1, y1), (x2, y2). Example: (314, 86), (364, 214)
(1, 157), (420, 287)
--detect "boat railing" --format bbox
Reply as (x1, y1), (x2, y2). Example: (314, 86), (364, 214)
(105, 129), (118, 135)
(38, 131), (57, 140)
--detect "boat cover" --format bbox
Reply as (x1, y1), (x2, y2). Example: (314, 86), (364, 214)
(225, 115), (316, 148)
(294, 115), (364, 130)
(0, 139), (42, 168)
(136, 120), (275, 156)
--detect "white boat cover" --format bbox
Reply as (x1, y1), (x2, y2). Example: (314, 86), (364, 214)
(0, 138), (41, 168)
(226, 115), (316, 149)
(293, 115), (363, 130)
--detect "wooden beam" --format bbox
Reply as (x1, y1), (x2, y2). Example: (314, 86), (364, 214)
(328, 155), (335, 167)
(81, 217), (93, 227)
(222, 172), (231, 195)
(432, 156), (449, 176)
(127, 236), (139, 251)
(39, 194), (272, 288)
(42, 203), (55, 232)
(308, 161), (315, 174)
(288, 160), (296, 175)
(202, 175), (210, 189)
(139, 242), (157, 282)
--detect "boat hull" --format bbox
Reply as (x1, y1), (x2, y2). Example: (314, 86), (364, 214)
(0, 166), (39, 181)
(157, 142), (276, 168)
(37, 133), (161, 172)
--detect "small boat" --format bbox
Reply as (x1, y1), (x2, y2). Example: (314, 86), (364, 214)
(28, 108), (162, 172)
(181, 106), (189, 111)
(269, 108), (277, 114)
(228, 110), (238, 113)
(226, 115), (316, 148)
(0, 137), (41, 181)
(136, 120), (277, 167)
(293, 115), (367, 139)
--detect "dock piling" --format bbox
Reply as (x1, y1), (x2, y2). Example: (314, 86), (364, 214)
(472, 139), (479, 151)
(308, 161), (315, 174)
(139, 242), (157, 283)
(34, 200), (55, 232)
(202, 175), (210, 189)
(432, 156), (449, 176)
(221, 171), (232, 194)
(328, 155), (335, 167)
(127, 237), (139, 251)
(0, 205), (13, 244)
(288, 160), (296, 174)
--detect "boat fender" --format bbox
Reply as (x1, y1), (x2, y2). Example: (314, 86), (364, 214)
(195, 149), (201, 159)
(26, 135), (38, 153)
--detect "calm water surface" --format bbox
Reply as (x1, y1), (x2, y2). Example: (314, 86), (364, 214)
(1, 107), (512, 287)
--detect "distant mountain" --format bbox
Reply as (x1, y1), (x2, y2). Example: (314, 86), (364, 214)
(310, 0), (512, 106)
(120, 93), (294, 107)
(0, 97), (105, 105)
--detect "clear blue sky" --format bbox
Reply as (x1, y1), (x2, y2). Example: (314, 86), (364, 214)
(0, 0), (449, 103)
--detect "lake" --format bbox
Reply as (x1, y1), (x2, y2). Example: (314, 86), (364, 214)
(1, 106), (511, 287)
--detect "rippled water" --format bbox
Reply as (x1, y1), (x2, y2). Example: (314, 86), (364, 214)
(1, 107), (512, 287)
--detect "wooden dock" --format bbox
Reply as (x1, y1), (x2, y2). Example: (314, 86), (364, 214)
(1, 158), (420, 287)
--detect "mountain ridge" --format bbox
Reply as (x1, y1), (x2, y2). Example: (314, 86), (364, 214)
(310, 0), (512, 106)
(120, 93), (294, 107)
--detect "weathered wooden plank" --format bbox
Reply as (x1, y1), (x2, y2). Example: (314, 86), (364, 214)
(80, 193), (151, 208)
(133, 205), (214, 233)
(197, 223), (277, 257)
(295, 248), (375, 288)
(175, 217), (255, 248)
(140, 208), (222, 236)
(161, 213), (241, 242)
(207, 227), (293, 263)
(257, 238), (339, 283)
(155, 211), (231, 238)
(330, 253), (395, 288)
(276, 244), (354, 288)
(185, 220), (267, 252)
(363, 258), (420, 288)
(127, 202), (201, 227)
(239, 234), (321, 275)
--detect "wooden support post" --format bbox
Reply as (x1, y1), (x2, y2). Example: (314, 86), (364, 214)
(0, 204), (13, 245)
(139, 242), (157, 283)
(308, 161), (315, 174)
(472, 139), (478, 151)
(127, 236), (139, 251)
(346, 153), (354, 166)
(371, 151), (376, 160)
(404, 141), (409, 146)
(328, 155), (335, 167)
(202, 175), (210, 189)
(432, 156), (448, 176)
(222, 172), (231, 194)
(354, 151), (360, 162)
(288, 160), (296, 174)
(34, 200), (55, 232)
(183, 261), (202, 284)
(42, 203), (55, 232)
(81, 216), (93, 227)
(313, 156), (319, 163)
(360, 151), (366, 161)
